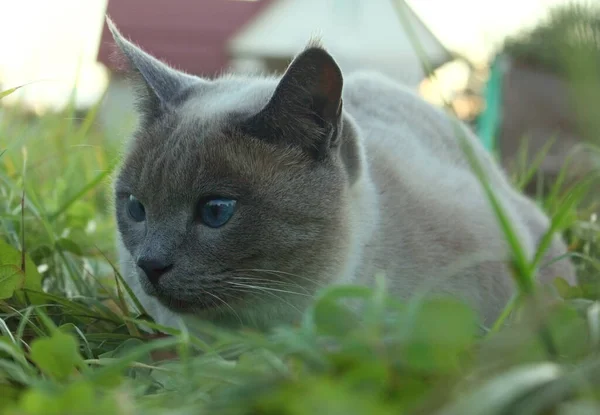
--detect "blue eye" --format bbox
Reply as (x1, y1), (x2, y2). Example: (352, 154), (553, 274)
(200, 198), (237, 228)
(127, 195), (146, 222)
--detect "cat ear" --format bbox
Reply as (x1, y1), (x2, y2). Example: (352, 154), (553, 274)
(254, 45), (344, 158)
(106, 17), (199, 117)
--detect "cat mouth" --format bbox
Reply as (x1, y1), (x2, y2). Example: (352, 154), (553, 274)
(140, 269), (239, 313)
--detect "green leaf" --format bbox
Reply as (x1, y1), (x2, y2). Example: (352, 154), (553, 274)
(0, 85), (26, 100)
(56, 237), (83, 256)
(441, 363), (563, 415)
(29, 331), (83, 382)
(0, 265), (22, 299)
(399, 297), (479, 373)
(557, 401), (600, 415)
(99, 338), (147, 360)
(515, 136), (556, 191)
(456, 124), (535, 294)
(553, 277), (581, 299)
(49, 166), (115, 221)
(16, 387), (63, 415)
(89, 336), (181, 387)
(0, 239), (42, 295)
(304, 284), (371, 336)
(0, 336), (35, 378)
(0, 383), (21, 412)
(20, 291), (120, 327)
(57, 382), (96, 412)
(14, 381), (121, 415)
(252, 375), (399, 415)
(545, 304), (590, 359)
(312, 296), (361, 337)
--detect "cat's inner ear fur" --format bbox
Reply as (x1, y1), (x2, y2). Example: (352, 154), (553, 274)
(106, 17), (199, 119)
(252, 44), (344, 159)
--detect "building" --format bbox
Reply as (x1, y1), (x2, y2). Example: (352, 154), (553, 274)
(227, 0), (453, 88)
(98, 0), (453, 88)
(97, 0), (272, 77)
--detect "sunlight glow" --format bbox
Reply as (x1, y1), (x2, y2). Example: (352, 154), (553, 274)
(0, 0), (109, 112)
(0, 0), (586, 112)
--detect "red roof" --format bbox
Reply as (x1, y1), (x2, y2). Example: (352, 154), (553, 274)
(97, 0), (271, 77)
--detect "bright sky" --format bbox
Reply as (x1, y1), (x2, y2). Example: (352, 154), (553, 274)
(0, 0), (583, 112)
(406, 0), (580, 64)
(0, 0), (109, 112)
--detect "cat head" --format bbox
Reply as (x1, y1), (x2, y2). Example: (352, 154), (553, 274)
(108, 18), (364, 327)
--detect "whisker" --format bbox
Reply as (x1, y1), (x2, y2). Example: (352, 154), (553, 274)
(214, 288), (245, 303)
(232, 275), (312, 294)
(227, 284), (305, 316)
(235, 268), (325, 288)
(198, 289), (243, 326)
(225, 281), (312, 298)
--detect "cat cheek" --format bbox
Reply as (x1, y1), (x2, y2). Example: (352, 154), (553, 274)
(117, 217), (146, 250)
(121, 219), (146, 236)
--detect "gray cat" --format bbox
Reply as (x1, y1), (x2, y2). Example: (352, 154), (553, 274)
(108, 19), (575, 331)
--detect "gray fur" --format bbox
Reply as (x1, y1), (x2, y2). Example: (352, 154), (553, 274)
(106, 19), (202, 120)
(108, 19), (576, 331)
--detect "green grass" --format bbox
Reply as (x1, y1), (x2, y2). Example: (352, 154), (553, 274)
(502, 2), (600, 80)
(2, 7), (600, 413)
(0, 86), (599, 415)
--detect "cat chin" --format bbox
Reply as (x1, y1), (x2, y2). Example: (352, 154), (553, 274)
(143, 281), (245, 316)
(157, 290), (307, 331)
(154, 293), (225, 315)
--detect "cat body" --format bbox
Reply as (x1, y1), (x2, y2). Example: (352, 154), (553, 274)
(108, 19), (575, 331)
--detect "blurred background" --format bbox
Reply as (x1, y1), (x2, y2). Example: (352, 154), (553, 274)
(0, 0), (598, 206)
(2, 0), (598, 197)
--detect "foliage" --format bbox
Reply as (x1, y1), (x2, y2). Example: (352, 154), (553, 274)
(501, 2), (600, 80)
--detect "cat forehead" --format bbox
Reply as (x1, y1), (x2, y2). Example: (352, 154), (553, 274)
(123, 74), (280, 167)
(177, 75), (280, 125)
(118, 105), (308, 203)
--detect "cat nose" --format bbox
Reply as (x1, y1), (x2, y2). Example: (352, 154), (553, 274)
(137, 257), (173, 285)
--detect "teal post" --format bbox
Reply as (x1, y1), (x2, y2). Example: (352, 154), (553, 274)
(476, 54), (504, 154)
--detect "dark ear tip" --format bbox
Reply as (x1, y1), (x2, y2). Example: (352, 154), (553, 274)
(300, 46), (339, 66)
(294, 46), (343, 86)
